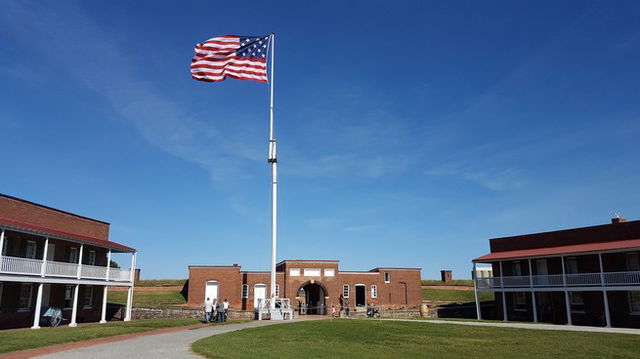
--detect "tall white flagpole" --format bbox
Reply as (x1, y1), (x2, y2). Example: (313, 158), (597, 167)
(268, 33), (277, 310)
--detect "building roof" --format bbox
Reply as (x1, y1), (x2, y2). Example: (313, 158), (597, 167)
(474, 238), (640, 262)
(370, 267), (422, 271)
(0, 215), (135, 253)
(0, 193), (109, 225)
(276, 259), (339, 266)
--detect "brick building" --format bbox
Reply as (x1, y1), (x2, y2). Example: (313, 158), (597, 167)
(188, 260), (421, 313)
(0, 194), (137, 329)
(473, 217), (640, 328)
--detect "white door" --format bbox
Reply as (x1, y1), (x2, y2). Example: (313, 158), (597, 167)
(205, 281), (218, 302)
(254, 284), (266, 309)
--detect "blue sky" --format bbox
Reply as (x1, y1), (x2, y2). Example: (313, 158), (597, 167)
(1, 1), (639, 279)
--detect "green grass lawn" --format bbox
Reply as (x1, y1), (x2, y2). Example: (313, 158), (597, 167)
(421, 288), (493, 302)
(191, 319), (640, 359)
(0, 318), (199, 354)
(135, 279), (187, 287)
(108, 290), (186, 306)
(421, 279), (473, 286)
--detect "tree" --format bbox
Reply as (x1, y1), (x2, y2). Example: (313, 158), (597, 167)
(109, 260), (120, 268)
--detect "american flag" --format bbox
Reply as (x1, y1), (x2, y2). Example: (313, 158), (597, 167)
(191, 35), (270, 83)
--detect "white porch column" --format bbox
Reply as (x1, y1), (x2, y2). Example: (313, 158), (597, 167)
(76, 244), (84, 279)
(598, 253), (611, 327)
(105, 250), (112, 281)
(100, 286), (109, 324)
(124, 252), (137, 321)
(0, 229), (5, 260)
(501, 291), (508, 321)
(124, 286), (133, 321)
(41, 238), (49, 277)
(561, 256), (572, 325)
(528, 259), (538, 322)
(69, 284), (80, 327)
(472, 262), (481, 320)
(499, 261), (507, 321)
(31, 283), (44, 329)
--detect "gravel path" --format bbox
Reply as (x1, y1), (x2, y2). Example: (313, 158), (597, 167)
(35, 320), (303, 359)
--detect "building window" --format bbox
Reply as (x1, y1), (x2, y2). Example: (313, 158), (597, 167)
(324, 268), (335, 277)
(241, 284), (249, 299)
(64, 285), (74, 308)
(83, 286), (94, 308)
(289, 268), (300, 276)
(565, 257), (578, 274)
(26, 241), (37, 259)
(88, 250), (96, 265)
(275, 284), (280, 298)
(384, 272), (390, 283)
(570, 292), (585, 313)
(343, 284), (349, 298)
(512, 261), (522, 276)
(18, 284), (33, 311)
(513, 292), (527, 311)
(304, 268), (321, 276)
(628, 292), (640, 314)
(626, 253), (640, 271)
(371, 285), (377, 299)
(69, 247), (78, 263)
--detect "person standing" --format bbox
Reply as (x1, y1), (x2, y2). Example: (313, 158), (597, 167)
(345, 300), (350, 318)
(204, 297), (213, 324)
(223, 298), (229, 322)
(216, 298), (225, 323)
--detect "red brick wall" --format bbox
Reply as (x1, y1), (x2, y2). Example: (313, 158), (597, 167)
(187, 262), (422, 310)
(0, 195), (110, 241)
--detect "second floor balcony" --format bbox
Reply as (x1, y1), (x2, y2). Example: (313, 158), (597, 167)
(0, 254), (132, 283)
(476, 270), (640, 290)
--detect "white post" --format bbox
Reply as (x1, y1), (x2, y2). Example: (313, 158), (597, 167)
(76, 244), (84, 279)
(31, 283), (43, 329)
(100, 286), (109, 324)
(561, 256), (572, 325)
(528, 259), (537, 322)
(268, 33), (278, 310)
(499, 261), (507, 321)
(124, 286), (133, 322)
(0, 229), (5, 264)
(472, 262), (481, 320)
(105, 250), (112, 281)
(69, 284), (80, 327)
(598, 253), (611, 327)
(125, 252), (137, 321)
(41, 238), (49, 277)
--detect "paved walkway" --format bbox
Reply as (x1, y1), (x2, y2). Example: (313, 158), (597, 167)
(384, 319), (640, 335)
(32, 319), (305, 359)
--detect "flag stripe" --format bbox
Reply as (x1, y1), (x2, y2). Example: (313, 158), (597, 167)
(191, 34), (269, 84)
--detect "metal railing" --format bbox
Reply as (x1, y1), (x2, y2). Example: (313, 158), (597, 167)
(0, 255), (131, 282)
(476, 271), (640, 289)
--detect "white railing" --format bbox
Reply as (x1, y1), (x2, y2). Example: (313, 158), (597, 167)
(532, 274), (564, 287)
(0, 256), (43, 275)
(604, 271), (640, 285)
(45, 261), (78, 277)
(503, 275), (530, 287)
(108, 267), (132, 282)
(0, 256), (131, 283)
(476, 271), (640, 289)
(565, 273), (601, 286)
(81, 264), (108, 279)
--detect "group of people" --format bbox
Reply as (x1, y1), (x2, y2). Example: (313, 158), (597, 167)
(203, 297), (229, 323)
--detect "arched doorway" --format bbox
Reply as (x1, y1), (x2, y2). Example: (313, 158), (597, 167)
(298, 282), (327, 315)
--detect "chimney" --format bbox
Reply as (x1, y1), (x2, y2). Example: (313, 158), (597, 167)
(612, 212), (627, 224)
